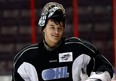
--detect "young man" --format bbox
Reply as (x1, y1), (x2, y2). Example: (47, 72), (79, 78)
(12, 2), (114, 81)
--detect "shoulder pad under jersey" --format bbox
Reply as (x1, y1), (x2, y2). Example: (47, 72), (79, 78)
(65, 37), (99, 54)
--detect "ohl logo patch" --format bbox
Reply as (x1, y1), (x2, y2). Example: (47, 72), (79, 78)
(41, 66), (69, 80)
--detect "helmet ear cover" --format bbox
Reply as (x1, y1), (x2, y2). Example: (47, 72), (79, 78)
(38, 2), (66, 27)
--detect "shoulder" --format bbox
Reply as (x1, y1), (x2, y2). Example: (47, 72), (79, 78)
(65, 37), (99, 54)
(65, 37), (81, 43)
(13, 43), (39, 63)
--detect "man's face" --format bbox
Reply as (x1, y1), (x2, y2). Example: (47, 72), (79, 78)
(43, 19), (64, 47)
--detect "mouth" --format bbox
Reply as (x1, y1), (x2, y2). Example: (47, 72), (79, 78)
(52, 35), (59, 39)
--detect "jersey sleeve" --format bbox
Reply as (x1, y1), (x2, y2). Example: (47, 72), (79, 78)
(80, 38), (114, 78)
(12, 43), (38, 81)
(65, 37), (114, 79)
(17, 62), (39, 81)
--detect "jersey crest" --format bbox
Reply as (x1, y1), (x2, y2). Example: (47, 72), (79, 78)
(59, 52), (73, 62)
(41, 66), (69, 80)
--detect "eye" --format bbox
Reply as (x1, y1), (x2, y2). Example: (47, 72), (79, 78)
(50, 26), (55, 30)
(58, 27), (63, 31)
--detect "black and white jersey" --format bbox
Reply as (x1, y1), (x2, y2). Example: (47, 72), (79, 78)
(12, 37), (114, 81)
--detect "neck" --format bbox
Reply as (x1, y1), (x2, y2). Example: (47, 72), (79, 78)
(43, 40), (61, 51)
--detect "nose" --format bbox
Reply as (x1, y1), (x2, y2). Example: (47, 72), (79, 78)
(54, 28), (59, 34)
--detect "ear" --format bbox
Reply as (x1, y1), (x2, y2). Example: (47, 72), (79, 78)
(43, 28), (45, 33)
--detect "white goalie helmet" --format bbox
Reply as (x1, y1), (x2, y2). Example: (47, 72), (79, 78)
(38, 2), (66, 27)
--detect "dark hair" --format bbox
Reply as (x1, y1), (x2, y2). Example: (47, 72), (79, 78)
(42, 10), (65, 30)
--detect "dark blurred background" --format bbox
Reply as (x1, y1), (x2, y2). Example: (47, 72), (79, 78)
(0, 0), (115, 80)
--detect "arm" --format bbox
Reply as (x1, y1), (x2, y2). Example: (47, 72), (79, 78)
(73, 37), (113, 80)
(12, 62), (39, 81)
(66, 37), (114, 81)
(86, 53), (114, 81)
(85, 45), (114, 81)
(17, 62), (39, 81)
(12, 43), (39, 81)
(79, 38), (114, 80)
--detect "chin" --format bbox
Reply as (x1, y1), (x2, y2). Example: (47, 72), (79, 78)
(52, 40), (59, 44)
